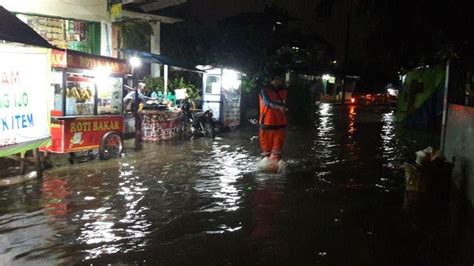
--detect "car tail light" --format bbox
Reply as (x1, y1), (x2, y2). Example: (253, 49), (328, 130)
(351, 98), (356, 104)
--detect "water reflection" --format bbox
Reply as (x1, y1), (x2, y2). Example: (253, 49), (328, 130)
(348, 105), (356, 136)
(42, 178), (70, 216)
(72, 161), (152, 260)
(345, 105), (358, 161)
(312, 103), (338, 177)
(0, 105), (456, 265)
(380, 111), (397, 169)
(197, 142), (253, 214)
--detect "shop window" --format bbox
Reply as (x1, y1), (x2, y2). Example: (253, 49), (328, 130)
(16, 14), (101, 55)
(205, 75), (221, 94)
(65, 74), (95, 116)
(97, 77), (123, 115)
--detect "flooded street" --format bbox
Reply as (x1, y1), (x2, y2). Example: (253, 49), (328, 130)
(0, 104), (471, 265)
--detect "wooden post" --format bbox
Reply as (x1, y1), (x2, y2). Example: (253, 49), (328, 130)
(33, 148), (42, 179)
(164, 64), (169, 96)
(19, 152), (26, 175)
(132, 66), (142, 150)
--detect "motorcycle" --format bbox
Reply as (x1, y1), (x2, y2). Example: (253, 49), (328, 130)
(181, 99), (217, 138)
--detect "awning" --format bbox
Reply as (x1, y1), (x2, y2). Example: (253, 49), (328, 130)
(119, 49), (203, 73)
(0, 6), (53, 48)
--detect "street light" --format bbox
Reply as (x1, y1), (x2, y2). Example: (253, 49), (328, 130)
(130, 56), (141, 69)
(322, 74), (331, 81)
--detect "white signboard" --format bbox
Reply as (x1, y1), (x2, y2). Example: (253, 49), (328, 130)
(0, 46), (50, 155)
(174, 88), (186, 100)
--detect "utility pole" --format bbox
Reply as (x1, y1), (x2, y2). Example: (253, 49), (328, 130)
(341, 0), (353, 104)
(440, 60), (450, 154)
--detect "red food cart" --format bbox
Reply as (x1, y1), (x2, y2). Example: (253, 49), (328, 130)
(42, 49), (130, 161)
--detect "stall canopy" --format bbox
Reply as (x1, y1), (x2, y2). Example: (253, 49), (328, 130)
(119, 49), (203, 73)
(0, 6), (53, 48)
(119, 49), (203, 95)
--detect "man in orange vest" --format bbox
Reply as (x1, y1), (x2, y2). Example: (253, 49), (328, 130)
(259, 71), (288, 162)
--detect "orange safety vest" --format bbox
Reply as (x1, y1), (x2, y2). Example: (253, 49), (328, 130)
(259, 86), (288, 129)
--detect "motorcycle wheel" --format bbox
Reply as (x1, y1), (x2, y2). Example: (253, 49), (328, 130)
(204, 122), (216, 138)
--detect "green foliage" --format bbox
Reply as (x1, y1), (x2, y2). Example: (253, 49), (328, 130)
(241, 75), (257, 93)
(144, 76), (200, 100)
(143, 76), (164, 92)
(117, 19), (153, 51)
(170, 77), (200, 100)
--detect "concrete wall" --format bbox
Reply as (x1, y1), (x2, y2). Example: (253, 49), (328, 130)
(1, 0), (176, 68)
(444, 104), (474, 206)
(0, 0), (110, 22)
(0, 0), (112, 56)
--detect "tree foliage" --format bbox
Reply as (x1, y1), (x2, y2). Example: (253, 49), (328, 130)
(116, 19), (153, 51)
(144, 76), (200, 100)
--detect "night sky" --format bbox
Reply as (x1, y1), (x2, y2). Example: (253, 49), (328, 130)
(127, 0), (473, 89)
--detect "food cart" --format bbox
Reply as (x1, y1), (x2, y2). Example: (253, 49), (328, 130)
(119, 49), (205, 141)
(43, 49), (129, 160)
(201, 67), (243, 129)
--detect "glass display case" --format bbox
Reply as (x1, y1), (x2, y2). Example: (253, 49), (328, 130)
(65, 74), (95, 116)
(97, 76), (123, 115)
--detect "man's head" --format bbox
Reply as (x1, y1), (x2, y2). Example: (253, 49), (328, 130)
(269, 68), (286, 88)
(137, 82), (147, 92)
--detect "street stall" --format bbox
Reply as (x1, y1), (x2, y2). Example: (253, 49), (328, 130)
(139, 108), (183, 141)
(201, 67), (243, 129)
(0, 6), (54, 179)
(119, 49), (204, 141)
(42, 49), (129, 160)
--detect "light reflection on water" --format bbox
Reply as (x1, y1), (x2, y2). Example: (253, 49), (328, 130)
(0, 104), (442, 265)
(312, 103), (338, 167)
(380, 111), (398, 169)
(348, 105), (357, 136)
(196, 141), (255, 214)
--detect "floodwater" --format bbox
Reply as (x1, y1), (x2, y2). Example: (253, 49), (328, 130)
(0, 104), (472, 265)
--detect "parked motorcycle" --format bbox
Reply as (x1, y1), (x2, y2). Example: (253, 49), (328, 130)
(181, 99), (216, 138)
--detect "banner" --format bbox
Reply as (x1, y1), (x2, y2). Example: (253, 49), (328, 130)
(0, 46), (51, 157)
(222, 89), (241, 128)
(51, 49), (129, 75)
(110, 3), (124, 22)
(396, 65), (445, 128)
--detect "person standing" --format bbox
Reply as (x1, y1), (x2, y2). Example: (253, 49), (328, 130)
(259, 71), (288, 162)
(123, 82), (150, 112)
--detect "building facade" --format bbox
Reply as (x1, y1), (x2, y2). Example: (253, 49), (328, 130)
(0, 0), (180, 78)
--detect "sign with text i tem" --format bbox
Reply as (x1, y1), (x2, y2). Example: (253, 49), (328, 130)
(0, 46), (51, 156)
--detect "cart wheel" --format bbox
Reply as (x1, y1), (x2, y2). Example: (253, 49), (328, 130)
(99, 132), (123, 160)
